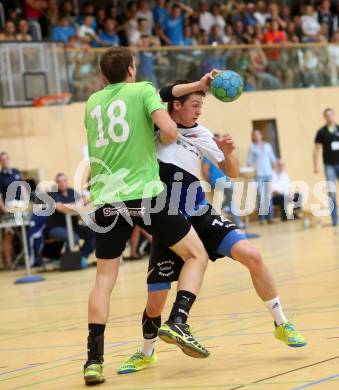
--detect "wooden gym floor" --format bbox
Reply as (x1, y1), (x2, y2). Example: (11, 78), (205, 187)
(0, 222), (339, 390)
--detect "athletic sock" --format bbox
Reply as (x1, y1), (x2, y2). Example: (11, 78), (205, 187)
(142, 310), (161, 357)
(264, 297), (288, 326)
(168, 290), (196, 324)
(86, 323), (105, 364)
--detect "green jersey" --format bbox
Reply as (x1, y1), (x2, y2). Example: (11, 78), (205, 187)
(85, 82), (165, 204)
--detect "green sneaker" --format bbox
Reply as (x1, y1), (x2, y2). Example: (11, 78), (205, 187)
(117, 350), (157, 374)
(158, 321), (209, 359)
(84, 361), (105, 385)
(274, 322), (307, 348)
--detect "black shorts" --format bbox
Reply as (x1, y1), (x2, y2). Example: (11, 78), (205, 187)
(94, 193), (191, 259)
(147, 204), (244, 285)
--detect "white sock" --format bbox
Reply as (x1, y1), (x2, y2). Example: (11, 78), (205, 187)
(142, 337), (157, 357)
(264, 297), (288, 326)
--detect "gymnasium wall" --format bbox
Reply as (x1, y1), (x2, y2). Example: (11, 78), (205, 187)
(1, 87), (338, 205)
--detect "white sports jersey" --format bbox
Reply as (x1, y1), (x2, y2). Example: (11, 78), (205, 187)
(156, 124), (225, 178)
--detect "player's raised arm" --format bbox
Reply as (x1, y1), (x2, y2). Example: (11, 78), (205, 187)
(214, 134), (240, 178)
(159, 70), (219, 102)
(141, 81), (178, 145)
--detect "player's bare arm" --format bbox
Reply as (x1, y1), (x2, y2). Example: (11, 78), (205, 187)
(170, 70), (219, 98)
(214, 134), (240, 178)
(152, 109), (178, 144)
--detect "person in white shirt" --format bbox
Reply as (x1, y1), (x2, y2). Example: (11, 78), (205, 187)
(271, 160), (302, 220)
(124, 1), (139, 46)
(301, 5), (321, 42)
(210, 3), (226, 31)
(199, 1), (214, 33)
(136, 0), (154, 35)
(254, 0), (270, 27)
(78, 15), (101, 46)
(247, 129), (277, 223)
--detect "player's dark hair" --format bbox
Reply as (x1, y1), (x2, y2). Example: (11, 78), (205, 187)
(100, 47), (134, 84)
(167, 80), (206, 113)
(55, 172), (67, 180)
(323, 108), (334, 116)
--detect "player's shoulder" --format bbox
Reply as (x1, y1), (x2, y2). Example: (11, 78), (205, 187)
(195, 123), (214, 137)
(86, 89), (104, 106)
(133, 81), (157, 91)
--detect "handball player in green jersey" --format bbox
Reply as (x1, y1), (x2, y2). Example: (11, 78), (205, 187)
(83, 47), (211, 385)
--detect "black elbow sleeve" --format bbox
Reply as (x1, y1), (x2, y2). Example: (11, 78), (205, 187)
(159, 85), (175, 102)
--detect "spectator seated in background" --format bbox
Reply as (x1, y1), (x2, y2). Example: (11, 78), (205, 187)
(52, 16), (76, 43)
(0, 21), (17, 41)
(271, 160), (302, 221)
(78, 15), (101, 47)
(98, 18), (120, 47)
(45, 173), (94, 267)
(76, 1), (96, 30)
(249, 38), (281, 89)
(0, 152), (28, 269)
(17, 20), (32, 41)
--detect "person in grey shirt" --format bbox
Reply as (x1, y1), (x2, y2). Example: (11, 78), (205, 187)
(247, 129), (277, 223)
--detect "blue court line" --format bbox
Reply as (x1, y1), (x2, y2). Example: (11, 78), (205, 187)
(292, 373), (339, 389)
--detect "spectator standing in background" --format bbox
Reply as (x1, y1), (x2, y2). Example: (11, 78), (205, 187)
(59, 0), (76, 27)
(46, 173), (95, 266)
(124, 1), (139, 46)
(17, 19), (32, 41)
(267, 2), (287, 30)
(301, 4), (321, 42)
(95, 7), (107, 34)
(52, 16), (76, 43)
(153, 0), (168, 30)
(247, 129), (277, 223)
(254, 0), (270, 27)
(23, 0), (49, 37)
(137, 0), (153, 36)
(314, 108), (339, 226)
(271, 160), (302, 221)
(199, 1), (213, 33)
(244, 3), (258, 27)
(318, 0), (335, 39)
(159, 3), (193, 45)
(0, 152), (27, 269)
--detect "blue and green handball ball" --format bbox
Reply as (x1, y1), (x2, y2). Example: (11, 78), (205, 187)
(210, 70), (244, 102)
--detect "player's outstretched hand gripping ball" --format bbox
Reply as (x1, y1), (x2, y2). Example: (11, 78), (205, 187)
(210, 70), (244, 102)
